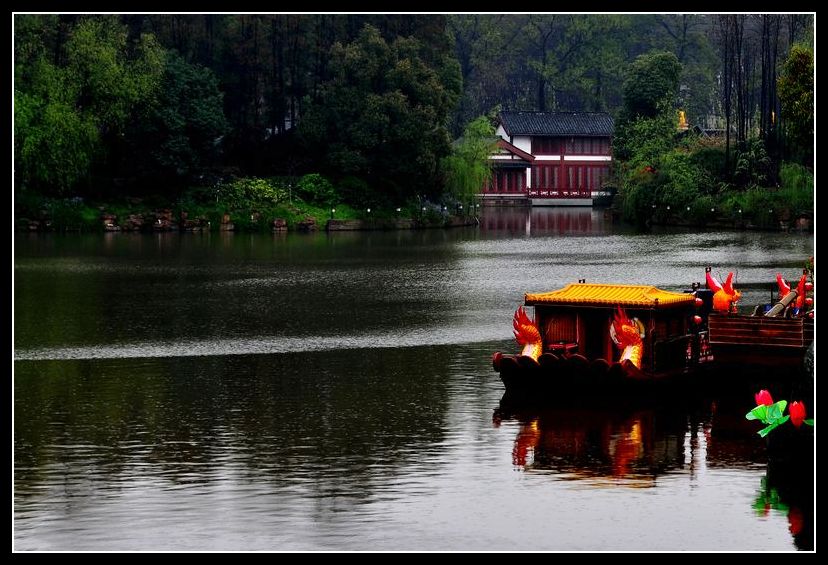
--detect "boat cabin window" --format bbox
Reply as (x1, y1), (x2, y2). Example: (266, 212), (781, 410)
(655, 316), (685, 339)
(538, 310), (577, 351)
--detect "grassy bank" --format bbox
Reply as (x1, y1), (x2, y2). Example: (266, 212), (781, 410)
(615, 130), (813, 231)
(14, 174), (469, 232)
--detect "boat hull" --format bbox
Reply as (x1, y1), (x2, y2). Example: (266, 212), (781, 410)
(494, 351), (696, 396)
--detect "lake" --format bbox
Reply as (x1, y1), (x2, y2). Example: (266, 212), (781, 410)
(14, 207), (814, 551)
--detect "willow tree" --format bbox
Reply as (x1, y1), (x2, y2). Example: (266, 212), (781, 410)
(441, 115), (497, 205)
(14, 16), (164, 193)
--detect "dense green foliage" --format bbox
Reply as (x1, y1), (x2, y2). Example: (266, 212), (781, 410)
(298, 25), (461, 203)
(14, 14), (813, 223)
(15, 16), (164, 193)
(622, 51), (682, 119)
(126, 52), (228, 182)
(613, 50), (681, 164)
(778, 44), (814, 165)
(611, 40), (813, 231)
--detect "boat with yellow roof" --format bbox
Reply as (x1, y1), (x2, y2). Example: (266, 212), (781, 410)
(493, 281), (702, 392)
(493, 268), (814, 393)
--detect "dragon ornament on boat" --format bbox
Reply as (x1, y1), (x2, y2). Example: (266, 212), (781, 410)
(706, 269), (742, 313)
(777, 272), (810, 312)
(610, 306), (644, 369)
(513, 306), (542, 362)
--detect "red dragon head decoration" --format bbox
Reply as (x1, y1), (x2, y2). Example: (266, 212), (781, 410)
(513, 306), (542, 361)
(777, 273), (809, 311)
(706, 270), (742, 313)
(611, 306), (643, 369)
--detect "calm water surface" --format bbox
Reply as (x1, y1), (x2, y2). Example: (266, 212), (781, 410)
(14, 208), (814, 551)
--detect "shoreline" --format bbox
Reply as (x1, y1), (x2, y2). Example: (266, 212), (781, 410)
(15, 214), (480, 234)
(14, 206), (811, 235)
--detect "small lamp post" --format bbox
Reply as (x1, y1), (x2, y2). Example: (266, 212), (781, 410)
(330, 208), (336, 220)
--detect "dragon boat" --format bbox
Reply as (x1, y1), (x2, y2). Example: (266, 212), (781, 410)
(493, 268), (814, 394)
(493, 282), (702, 393)
(707, 270), (814, 370)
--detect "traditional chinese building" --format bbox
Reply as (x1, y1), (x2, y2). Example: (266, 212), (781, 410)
(482, 111), (614, 206)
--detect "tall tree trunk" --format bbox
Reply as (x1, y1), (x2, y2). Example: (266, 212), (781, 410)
(719, 16), (733, 176)
(759, 15), (770, 140)
(733, 15), (745, 148)
(271, 17), (286, 133)
(770, 16), (781, 181)
(537, 36), (548, 112)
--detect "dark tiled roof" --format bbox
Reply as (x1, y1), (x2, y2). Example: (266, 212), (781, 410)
(499, 111), (614, 136)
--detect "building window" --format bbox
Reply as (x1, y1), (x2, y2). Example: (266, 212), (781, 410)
(532, 136), (562, 155)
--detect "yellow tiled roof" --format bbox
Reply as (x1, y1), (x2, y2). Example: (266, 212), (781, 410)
(525, 283), (695, 308)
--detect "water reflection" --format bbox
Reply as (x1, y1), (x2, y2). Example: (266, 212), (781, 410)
(494, 393), (813, 549)
(14, 209), (814, 550)
(15, 347), (454, 497)
(758, 440), (814, 550)
(479, 207), (611, 236)
(495, 399), (695, 487)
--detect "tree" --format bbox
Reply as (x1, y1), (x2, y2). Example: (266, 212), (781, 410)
(126, 51), (228, 181)
(14, 16), (164, 193)
(652, 15), (718, 125)
(716, 16), (735, 174)
(299, 24), (461, 203)
(778, 44), (813, 165)
(621, 50), (682, 119)
(440, 115), (497, 203)
(613, 51), (684, 228)
(614, 50), (682, 161)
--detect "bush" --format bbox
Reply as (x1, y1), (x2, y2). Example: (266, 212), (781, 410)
(296, 173), (337, 206)
(45, 197), (100, 231)
(620, 181), (656, 228)
(337, 176), (371, 208)
(336, 175), (396, 211)
(688, 146), (727, 181)
(217, 177), (288, 210)
(739, 187), (776, 228)
(779, 162), (813, 193)
(734, 139), (772, 187)
(688, 195), (716, 225)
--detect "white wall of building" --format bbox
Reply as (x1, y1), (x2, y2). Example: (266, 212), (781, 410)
(563, 155), (612, 161)
(512, 135), (531, 153)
